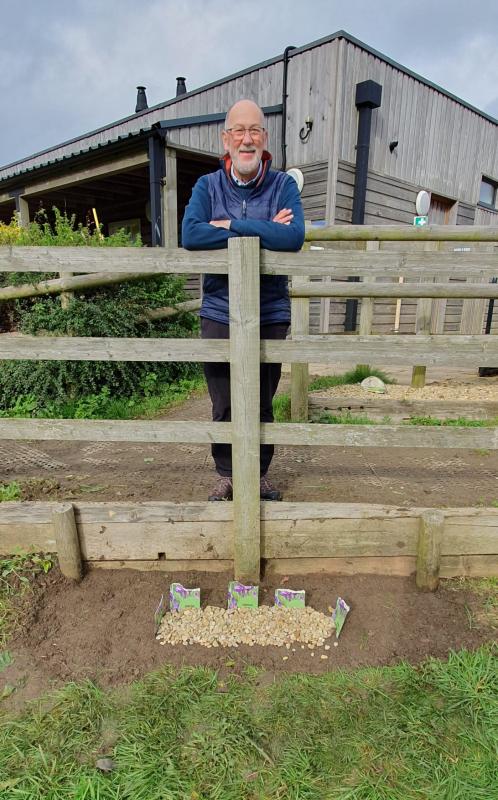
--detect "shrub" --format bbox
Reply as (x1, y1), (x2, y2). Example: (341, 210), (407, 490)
(0, 209), (200, 408)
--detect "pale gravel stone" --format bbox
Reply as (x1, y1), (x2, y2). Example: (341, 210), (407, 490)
(156, 606), (334, 649)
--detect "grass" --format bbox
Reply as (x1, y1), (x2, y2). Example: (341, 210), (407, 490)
(0, 376), (206, 421)
(273, 367), (394, 423)
(0, 646), (496, 799)
(0, 482), (21, 502)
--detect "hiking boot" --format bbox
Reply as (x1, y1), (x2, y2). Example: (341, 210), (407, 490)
(260, 475), (282, 501)
(208, 476), (233, 501)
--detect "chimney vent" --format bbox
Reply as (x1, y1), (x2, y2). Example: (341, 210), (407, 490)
(176, 77), (187, 97)
(135, 86), (148, 113)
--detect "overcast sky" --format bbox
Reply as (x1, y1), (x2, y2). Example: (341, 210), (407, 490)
(2, 0), (498, 168)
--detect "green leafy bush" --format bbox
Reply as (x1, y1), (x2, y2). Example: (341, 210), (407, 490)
(0, 209), (201, 409)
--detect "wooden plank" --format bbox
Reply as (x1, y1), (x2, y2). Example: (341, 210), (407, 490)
(0, 247), (229, 275)
(261, 423), (498, 449)
(4, 332), (498, 367)
(52, 503), (83, 581)
(0, 524), (56, 552)
(0, 418), (232, 444)
(291, 275), (309, 421)
(2, 417), (497, 448)
(308, 396), (498, 421)
(261, 517), (418, 557)
(289, 282), (498, 299)
(88, 559), (232, 572)
(79, 521), (233, 560)
(74, 502), (233, 523)
(228, 237), (261, 583)
(262, 335), (498, 367)
(304, 224), (498, 242)
(440, 555), (498, 578)
(162, 148), (178, 248)
(0, 334), (229, 362)
(1, 246), (497, 280)
(23, 152), (149, 196)
(263, 556), (416, 576)
(416, 509), (444, 590)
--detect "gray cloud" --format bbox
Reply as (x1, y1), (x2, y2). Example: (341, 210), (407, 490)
(2, 0), (497, 166)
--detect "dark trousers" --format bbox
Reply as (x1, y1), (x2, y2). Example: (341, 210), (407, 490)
(201, 317), (289, 477)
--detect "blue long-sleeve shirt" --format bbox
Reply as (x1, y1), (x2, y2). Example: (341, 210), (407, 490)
(182, 162), (305, 324)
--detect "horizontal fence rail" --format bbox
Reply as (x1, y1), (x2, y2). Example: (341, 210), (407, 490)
(0, 418), (497, 449)
(289, 282), (498, 299)
(2, 242), (498, 280)
(1, 334), (497, 366)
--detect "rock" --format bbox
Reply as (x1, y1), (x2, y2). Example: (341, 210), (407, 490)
(95, 758), (116, 773)
(361, 376), (386, 393)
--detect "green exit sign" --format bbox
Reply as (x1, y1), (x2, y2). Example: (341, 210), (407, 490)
(413, 215), (429, 227)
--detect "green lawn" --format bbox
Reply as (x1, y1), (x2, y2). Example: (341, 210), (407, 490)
(0, 645), (496, 799)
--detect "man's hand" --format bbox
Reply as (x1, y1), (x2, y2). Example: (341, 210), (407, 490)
(273, 208), (294, 225)
(210, 220), (231, 229)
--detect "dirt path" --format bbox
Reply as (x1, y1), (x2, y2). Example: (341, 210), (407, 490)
(2, 381), (498, 507)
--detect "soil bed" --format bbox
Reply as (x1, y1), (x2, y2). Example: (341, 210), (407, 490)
(2, 566), (495, 712)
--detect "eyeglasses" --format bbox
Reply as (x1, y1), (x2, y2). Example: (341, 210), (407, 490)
(224, 126), (266, 141)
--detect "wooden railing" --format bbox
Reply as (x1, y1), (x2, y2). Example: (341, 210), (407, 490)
(1, 227), (498, 586)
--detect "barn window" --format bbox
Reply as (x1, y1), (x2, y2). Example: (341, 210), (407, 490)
(479, 177), (498, 209)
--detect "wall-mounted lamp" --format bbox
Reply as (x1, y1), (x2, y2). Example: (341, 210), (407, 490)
(389, 140), (399, 153)
(299, 115), (313, 143)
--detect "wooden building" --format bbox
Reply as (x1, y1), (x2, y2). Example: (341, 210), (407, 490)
(1, 30), (497, 332)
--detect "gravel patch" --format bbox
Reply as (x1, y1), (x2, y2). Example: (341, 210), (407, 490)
(156, 605), (335, 649)
(311, 380), (498, 402)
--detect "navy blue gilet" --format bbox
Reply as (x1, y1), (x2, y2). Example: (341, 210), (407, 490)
(201, 167), (291, 326)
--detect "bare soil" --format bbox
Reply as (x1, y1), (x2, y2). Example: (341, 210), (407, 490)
(1, 566), (495, 713)
(2, 381), (498, 508)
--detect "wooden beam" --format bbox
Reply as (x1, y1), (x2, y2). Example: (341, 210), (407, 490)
(1, 333), (497, 367)
(260, 423), (498, 449)
(416, 510), (444, 591)
(23, 152), (149, 196)
(304, 224), (498, 242)
(289, 282), (498, 299)
(0, 334), (229, 362)
(1, 245), (497, 279)
(0, 418), (232, 443)
(52, 503), (83, 581)
(0, 246), (228, 274)
(229, 237), (261, 583)
(162, 147), (178, 248)
(263, 335), (498, 367)
(308, 396), (498, 422)
(290, 275), (309, 421)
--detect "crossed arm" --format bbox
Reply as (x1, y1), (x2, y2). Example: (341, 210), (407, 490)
(181, 175), (305, 252)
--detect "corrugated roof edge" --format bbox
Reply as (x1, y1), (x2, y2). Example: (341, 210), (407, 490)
(2, 29), (497, 176)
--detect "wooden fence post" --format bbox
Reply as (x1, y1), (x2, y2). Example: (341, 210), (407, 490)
(357, 241), (378, 372)
(416, 509), (445, 591)
(52, 503), (83, 581)
(291, 275), (309, 421)
(228, 237), (261, 583)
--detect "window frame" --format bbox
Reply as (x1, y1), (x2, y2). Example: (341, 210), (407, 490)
(478, 176), (498, 210)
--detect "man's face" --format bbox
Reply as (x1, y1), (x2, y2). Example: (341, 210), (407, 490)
(222, 101), (268, 181)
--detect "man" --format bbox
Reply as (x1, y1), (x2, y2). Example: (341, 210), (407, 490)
(182, 99), (305, 501)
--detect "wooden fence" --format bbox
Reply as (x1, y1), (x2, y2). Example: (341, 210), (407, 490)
(1, 226), (498, 587)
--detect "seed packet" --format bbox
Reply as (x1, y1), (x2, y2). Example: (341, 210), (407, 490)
(154, 594), (166, 632)
(274, 588), (306, 608)
(169, 583), (201, 612)
(227, 581), (258, 609)
(332, 597), (350, 639)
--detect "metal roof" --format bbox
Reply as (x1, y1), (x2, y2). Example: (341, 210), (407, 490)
(1, 30), (496, 185)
